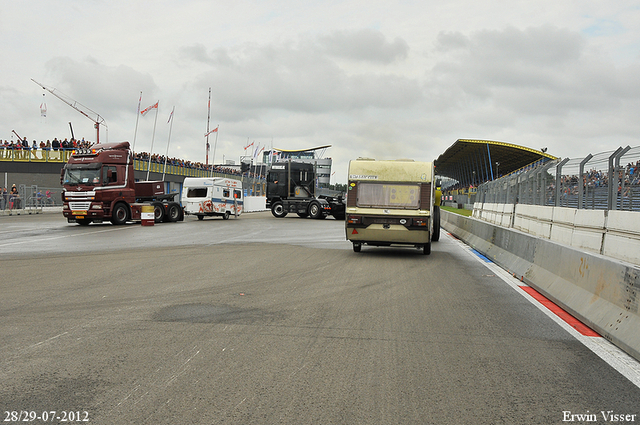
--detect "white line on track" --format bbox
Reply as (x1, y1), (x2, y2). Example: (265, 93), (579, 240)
(444, 232), (640, 389)
(0, 225), (131, 247)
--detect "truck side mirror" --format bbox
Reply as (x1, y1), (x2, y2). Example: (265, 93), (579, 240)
(60, 168), (65, 185)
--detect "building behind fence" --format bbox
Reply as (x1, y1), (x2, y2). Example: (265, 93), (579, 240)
(476, 145), (640, 211)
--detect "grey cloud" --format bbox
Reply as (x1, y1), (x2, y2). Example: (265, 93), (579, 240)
(179, 44), (234, 66)
(317, 29), (410, 64)
(428, 25), (638, 117)
(193, 39), (421, 120)
(44, 56), (157, 119)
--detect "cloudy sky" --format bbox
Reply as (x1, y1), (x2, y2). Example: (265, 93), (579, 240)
(2, 1), (639, 183)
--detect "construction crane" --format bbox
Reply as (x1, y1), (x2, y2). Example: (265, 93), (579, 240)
(31, 79), (107, 143)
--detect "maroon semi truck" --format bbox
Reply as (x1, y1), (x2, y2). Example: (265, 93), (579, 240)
(61, 141), (183, 225)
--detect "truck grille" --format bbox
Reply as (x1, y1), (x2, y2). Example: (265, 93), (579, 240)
(69, 202), (92, 210)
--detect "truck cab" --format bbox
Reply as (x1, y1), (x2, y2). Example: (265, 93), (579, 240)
(61, 141), (183, 225)
(266, 161), (331, 219)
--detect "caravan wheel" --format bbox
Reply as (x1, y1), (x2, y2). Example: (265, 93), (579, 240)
(223, 211), (230, 220)
(432, 206), (441, 241)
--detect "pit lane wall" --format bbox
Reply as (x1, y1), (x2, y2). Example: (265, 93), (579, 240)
(441, 209), (640, 362)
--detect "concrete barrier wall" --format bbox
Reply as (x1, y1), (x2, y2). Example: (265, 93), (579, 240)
(473, 203), (640, 266)
(244, 196), (267, 212)
(441, 209), (640, 362)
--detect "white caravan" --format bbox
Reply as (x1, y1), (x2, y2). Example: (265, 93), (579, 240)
(181, 177), (243, 220)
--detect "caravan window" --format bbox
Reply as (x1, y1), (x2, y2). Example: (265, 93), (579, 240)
(356, 183), (420, 209)
(234, 190), (242, 199)
(223, 189), (230, 198)
(187, 188), (208, 198)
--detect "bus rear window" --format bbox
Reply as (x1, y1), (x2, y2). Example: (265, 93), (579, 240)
(187, 188), (208, 198)
(357, 183), (420, 208)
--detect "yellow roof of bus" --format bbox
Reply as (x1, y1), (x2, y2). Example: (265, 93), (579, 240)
(348, 158), (433, 183)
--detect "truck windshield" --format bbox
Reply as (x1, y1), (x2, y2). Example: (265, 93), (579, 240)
(63, 164), (101, 186)
(356, 183), (420, 209)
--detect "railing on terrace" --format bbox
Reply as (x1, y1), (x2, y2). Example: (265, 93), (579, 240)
(0, 147), (265, 182)
(476, 145), (640, 211)
(0, 147), (73, 163)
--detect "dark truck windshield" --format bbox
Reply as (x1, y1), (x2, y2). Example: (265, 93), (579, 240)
(63, 163), (101, 186)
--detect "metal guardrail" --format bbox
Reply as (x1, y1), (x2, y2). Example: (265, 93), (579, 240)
(0, 147), (73, 163)
(0, 185), (62, 213)
(0, 148), (266, 186)
(476, 145), (640, 211)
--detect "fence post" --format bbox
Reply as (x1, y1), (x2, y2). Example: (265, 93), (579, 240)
(608, 147), (629, 210)
(555, 158), (570, 207)
(578, 154), (593, 209)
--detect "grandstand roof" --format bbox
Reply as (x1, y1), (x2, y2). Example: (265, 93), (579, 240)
(272, 145), (331, 153)
(434, 139), (557, 186)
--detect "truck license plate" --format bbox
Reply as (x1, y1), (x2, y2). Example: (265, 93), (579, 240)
(72, 211), (87, 216)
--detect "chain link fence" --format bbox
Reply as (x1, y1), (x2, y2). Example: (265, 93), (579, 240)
(1, 185), (62, 212)
(476, 145), (640, 211)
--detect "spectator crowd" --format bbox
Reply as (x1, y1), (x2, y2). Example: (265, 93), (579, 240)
(2, 136), (266, 207)
(1, 137), (93, 151)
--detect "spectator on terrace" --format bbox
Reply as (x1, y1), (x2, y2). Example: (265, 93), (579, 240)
(9, 184), (20, 209)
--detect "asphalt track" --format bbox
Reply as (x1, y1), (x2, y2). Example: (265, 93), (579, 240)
(1, 212), (639, 424)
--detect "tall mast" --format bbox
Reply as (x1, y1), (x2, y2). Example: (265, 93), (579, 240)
(206, 87), (211, 166)
(31, 79), (107, 143)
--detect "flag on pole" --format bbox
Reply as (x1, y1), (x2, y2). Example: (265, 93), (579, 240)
(40, 93), (47, 117)
(136, 92), (142, 113)
(204, 126), (218, 137)
(244, 141), (254, 150)
(141, 101), (159, 116)
(167, 107), (174, 123)
(253, 144), (265, 159)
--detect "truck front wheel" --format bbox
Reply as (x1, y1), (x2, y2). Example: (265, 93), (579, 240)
(271, 202), (287, 218)
(309, 202), (322, 219)
(111, 203), (129, 225)
(353, 243), (362, 252)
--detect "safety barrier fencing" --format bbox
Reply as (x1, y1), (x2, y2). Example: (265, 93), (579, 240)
(476, 145), (640, 211)
(1, 185), (62, 215)
(441, 209), (640, 362)
(472, 202), (640, 266)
